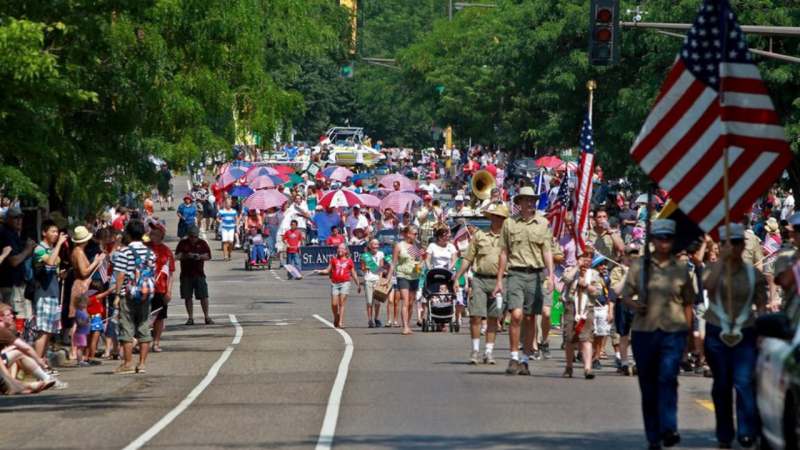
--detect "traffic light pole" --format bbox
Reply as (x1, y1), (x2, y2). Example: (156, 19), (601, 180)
(621, 21), (800, 37)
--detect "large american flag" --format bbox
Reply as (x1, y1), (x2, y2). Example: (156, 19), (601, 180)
(547, 182), (571, 241)
(574, 114), (595, 256)
(630, 0), (791, 233)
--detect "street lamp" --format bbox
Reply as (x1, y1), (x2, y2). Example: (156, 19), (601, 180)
(449, 1), (498, 21)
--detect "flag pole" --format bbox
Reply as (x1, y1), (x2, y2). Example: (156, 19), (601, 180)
(587, 80), (596, 122)
(719, 3), (735, 322)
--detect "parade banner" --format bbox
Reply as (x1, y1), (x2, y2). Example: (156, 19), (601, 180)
(300, 244), (366, 271)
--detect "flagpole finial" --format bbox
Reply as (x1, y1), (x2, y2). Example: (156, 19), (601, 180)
(587, 80), (597, 91)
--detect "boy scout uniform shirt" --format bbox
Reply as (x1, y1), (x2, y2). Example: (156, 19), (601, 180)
(743, 230), (765, 267)
(702, 262), (766, 329)
(464, 229), (502, 276)
(499, 215), (551, 269)
(621, 256), (696, 332)
(562, 268), (603, 306)
(610, 265), (630, 297)
(586, 229), (618, 259)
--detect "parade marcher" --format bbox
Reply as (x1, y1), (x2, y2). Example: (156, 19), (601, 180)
(454, 205), (509, 365)
(532, 233), (564, 361)
(382, 225), (424, 335)
(561, 248), (603, 378)
(586, 207), (625, 260)
(478, 187), (506, 213)
(590, 255), (614, 371)
(145, 222), (175, 353)
(611, 243), (639, 375)
(156, 163), (174, 211)
(217, 199), (238, 261)
(314, 243), (361, 329)
(361, 239), (385, 328)
(620, 219), (696, 449)
(492, 186), (555, 376)
(702, 224), (766, 449)
(738, 214), (764, 271)
(176, 195), (197, 239)
(175, 225), (214, 325)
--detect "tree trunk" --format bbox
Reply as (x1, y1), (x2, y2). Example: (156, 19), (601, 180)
(788, 155), (800, 200)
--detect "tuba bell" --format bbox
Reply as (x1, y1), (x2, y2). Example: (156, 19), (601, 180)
(472, 170), (497, 200)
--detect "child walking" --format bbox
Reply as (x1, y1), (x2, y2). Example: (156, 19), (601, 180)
(73, 295), (91, 367)
(86, 279), (112, 365)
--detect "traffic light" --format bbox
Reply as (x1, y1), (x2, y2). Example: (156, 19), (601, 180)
(589, 0), (620, 66)
(340, 61), (354, 78)
(436, 86), (445, 94)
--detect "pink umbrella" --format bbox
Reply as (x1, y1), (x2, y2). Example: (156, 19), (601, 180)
(378, 191), (422, 213)
(218, 168), (247, 188)
(379, 174), (417, 191)
(245, 166), (282, 182)
(359, 193), (381, 208)
(249, 175), (279, 190)
(322, 166), (355, 182)
(243, 189), (290, 211)
(318, 189), (363, 209)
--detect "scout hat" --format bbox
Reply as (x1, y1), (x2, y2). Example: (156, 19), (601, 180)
(514, 186), (539, 204)
(651, 219), (676, 238)
(483, 204), (510, 219)
(591, 254), (607, 268)
(72, 226), (93, 244)
(718, 223), (745, 242)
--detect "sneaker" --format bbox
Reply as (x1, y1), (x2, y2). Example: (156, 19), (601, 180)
(584, 370), (596, 380)
(532, 349), (542, 361)
(250, 260), (257, 266)
(88, 359), (102, 366)
(614, 355), (621, 369)
(44, 367), (60, 377)
(469, 350), (481, 365)
(114, 364), (136, 375)
(375, 320), (382, 328)
(518, 362), (531, 376)
(483, 352), (496, 365)
(562, 367), (573, 378)
(53, 380), (69, 390)
(541, 342), (551, 360)
(368, 321), (375, 329)
(135, 364), (146, 374)
(505, 359), (521, 375)
(77, 361), (90, 367)
(620, 364), (632, 376)
(592, 358), (602, 370)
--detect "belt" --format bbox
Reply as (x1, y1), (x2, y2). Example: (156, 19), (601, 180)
(509, 267), (543, 274)
(473, 273), (497, 279)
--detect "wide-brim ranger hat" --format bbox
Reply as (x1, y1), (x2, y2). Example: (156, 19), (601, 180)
(72, 226), (93, 244)
(718, 223), (745, 241)
(651, 219), (677, 238)
(513, 186), (540, 204)
(483, 204), (510, 219)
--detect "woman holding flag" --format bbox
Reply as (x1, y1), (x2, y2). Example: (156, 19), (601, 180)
(382, 225), (424, 335)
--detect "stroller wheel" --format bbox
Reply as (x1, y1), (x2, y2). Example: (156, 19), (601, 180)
(454, 323), (460, 333)
(421, 319), (428, 333)
(267, 257), (272, 270)
(244, 259), (249, 271)
(449, 322), (454, 333)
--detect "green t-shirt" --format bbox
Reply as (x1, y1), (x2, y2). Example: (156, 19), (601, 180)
(454, 257), (466, 286)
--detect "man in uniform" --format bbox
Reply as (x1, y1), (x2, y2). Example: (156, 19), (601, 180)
(739, 214), (764, 271)
(493, 186), (555, 376)
(454, 205), (509, 365)
(586, 207), (625, 260)
(620, 219), (696, 449)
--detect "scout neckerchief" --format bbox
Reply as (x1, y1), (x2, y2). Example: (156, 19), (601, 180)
(574, 268), (594, 322)
(708, 263), (755, 347)
(362, 251), (379, 273)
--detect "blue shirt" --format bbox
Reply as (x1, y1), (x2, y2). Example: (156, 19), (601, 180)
(177, 203), (197, 225)
(312, 212), (342, 242)
(217, 208), (238, 230)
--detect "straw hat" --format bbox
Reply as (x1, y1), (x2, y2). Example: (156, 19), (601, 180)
(72, 226), (93, 244)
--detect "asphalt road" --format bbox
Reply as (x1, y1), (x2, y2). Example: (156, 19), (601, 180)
(2, 177), (720, 450)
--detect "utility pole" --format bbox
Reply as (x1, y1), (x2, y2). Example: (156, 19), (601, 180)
(449, 0), (453, 21)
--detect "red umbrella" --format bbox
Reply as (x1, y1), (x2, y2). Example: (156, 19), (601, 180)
(359, 193), (381, 208)
(243, 189), (289, 211)
(379, 174), (417, 191)
(318, 189), (363, 209)
(272, 165), (295, 175)
(535, 156), (564, 168)
(378, 191), (422, 213)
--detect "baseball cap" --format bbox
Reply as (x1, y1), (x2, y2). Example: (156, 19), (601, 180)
(423, 194), (432, 201)
(4, 207), (23, 218)
(454, 195), (464, 202)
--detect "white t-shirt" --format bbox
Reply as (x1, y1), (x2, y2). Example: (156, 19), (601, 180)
(428, 243), (457, 269)
(286, 203), (309, 229)
(362, 250), (385, 282)
(354, 147), (365, 164)
(452, 149), (461, 161)
(782, 194), (795, 220)
(345, 214), (370, 238)
(420, 183), (439, 195)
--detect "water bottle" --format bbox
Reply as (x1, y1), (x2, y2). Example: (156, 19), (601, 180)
(495, 292), (504, 311)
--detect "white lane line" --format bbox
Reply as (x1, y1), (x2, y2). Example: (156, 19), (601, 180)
(312, 314), (354, 450)
(122, 314), (243, 450)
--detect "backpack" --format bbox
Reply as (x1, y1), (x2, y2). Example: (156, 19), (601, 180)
(126, 246), (156, 304)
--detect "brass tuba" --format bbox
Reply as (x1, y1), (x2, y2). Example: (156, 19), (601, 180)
(472, 170), (497, 200)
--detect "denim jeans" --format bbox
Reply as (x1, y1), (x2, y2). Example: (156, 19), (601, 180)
(704, 324), (758, 443)
(631, 330), (688, 444)
(286, 252), (301, 270)
(250, 244), (265, 262)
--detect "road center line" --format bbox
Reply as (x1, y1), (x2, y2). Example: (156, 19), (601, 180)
(122, 314), (243, 450)
(313, 314), (354, 450)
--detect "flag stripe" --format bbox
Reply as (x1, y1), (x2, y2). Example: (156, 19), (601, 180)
(722, 77), (770, 95)
(680, 146), (744, 213)
(660, 123), (723, 193)
(723, 106), (781, 125)
(649, 102), (720, 183)
(724, 92), (776, 110)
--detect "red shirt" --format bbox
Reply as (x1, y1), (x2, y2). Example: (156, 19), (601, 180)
(283, 229), (303, 253)
(174, 238), (211, 278)
(326, 234), (345, 247)
(112, 216), (126, 231)
(87, 295), (104, 316)
(330, 257), (354, 283)
(146, 242), (176, 293)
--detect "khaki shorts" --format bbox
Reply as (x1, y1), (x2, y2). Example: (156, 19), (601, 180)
(1, 286), (31, 320)
(364, 279), (377, 306)
(507, 271), (544, 315)
(563, 301), (595, 343)
(469, 276), (505, 319)
(180, 277), (209, 300)
(119, 300), (152, 343)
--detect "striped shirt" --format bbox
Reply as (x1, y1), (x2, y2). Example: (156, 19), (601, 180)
(112, 242), (156, 296)
(217, 208), (238, 231)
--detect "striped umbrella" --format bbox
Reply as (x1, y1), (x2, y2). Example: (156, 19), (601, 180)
(245, 166), (282, 181)
(243, 189), (290, 211)
(318, 189), (363, 209)
(321, 166), (355, 182)
(378, 191), (422, 213)
(249, 175), (284, 190)
(359, 193), (381, 208)
(218, 168), (247, 188)
(379, 174), (417, 191)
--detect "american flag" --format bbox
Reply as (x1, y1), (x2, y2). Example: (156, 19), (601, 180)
(574, 114), (595, 255)
(155, 261), (170, 282)
(761, 234), (780, 265)
(547, 183), (570, 241)
(99, 260), (109, 284)
(630, 0), (791, 233)
(454, 224), (470, 243)
(149, 307), (163, 325)
(406, 244), (424, 260)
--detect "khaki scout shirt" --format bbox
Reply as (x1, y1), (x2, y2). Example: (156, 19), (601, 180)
(621, 256), (696, 332)
(586, 229), (619, 260)
(499, 215), (551, 269)
(464, 229), (503, 276)
(563, 267), (603, 308)
(702, 262), (766, 329)
(551, 235), (564, 263)
(742, 230), (765, 268)
(610, 265), (629, 297)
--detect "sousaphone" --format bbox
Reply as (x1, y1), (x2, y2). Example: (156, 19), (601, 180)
(472, 170), (496, 200)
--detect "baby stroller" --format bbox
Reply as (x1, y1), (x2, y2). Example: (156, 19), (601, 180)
(421, 268), (459, 333)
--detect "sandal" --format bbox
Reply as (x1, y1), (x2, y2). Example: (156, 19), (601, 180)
(204, 317), (214, 325)
(562, 367), (573, 378)
(185, 319), (195, 326)
(152, 345), (163, 353)
(599, 351), (609, 360)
